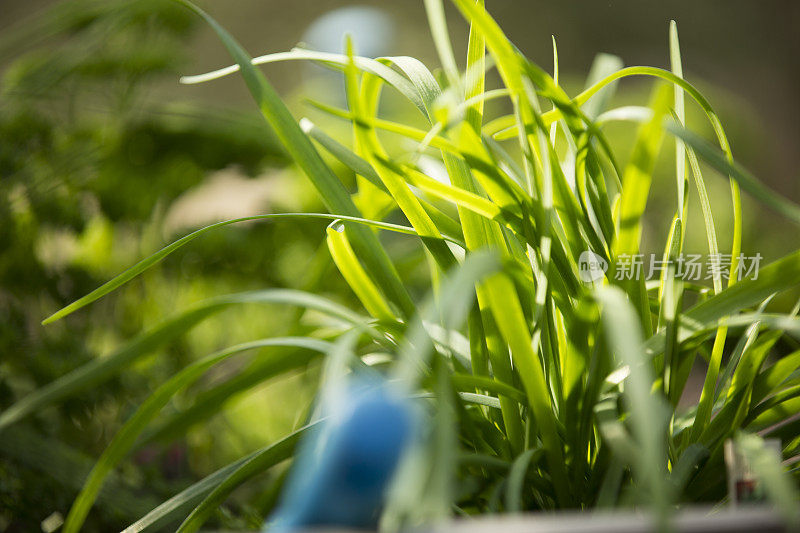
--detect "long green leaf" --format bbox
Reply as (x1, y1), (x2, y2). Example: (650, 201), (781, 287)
(171, 0), (414, 317)
(42, 213), (440, 325)
(596, 287), (672, 517)
(63, 338), (331, 533)
(176, 423), (317, 533)
(2, 289), (371, 431)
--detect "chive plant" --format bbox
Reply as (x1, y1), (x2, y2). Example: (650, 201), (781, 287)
(5, 0), (800, 531)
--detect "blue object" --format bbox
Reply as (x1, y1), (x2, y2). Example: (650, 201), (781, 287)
(265, 378), (415, 532)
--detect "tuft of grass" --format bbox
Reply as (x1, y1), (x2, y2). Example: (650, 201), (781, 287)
(8, 0), (800, 530)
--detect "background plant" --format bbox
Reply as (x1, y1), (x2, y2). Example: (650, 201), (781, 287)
(3, 0), (800, 531)
(0, 1), (329, 530)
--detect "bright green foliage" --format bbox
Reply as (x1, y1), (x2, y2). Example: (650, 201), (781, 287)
(11, 0), (800, 530)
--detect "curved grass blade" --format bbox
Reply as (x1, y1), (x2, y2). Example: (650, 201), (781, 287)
(505, 448), (545, 511)
(172, 423), (316, 533)
(326, 223), (396, 321)
(2, 289), (372, 431)
(306, 98), (459, 153)
(344, 37), (458, 273)
(171, 0), (414, 317)
(667, 124), (800, 225)
(686, 140), (722, 291)
(643, 251), (800, 359)
(670, 21), (688, 218)
(300, 118), (465, 241)
(746, 384), (800, 427)
(450, 374), (527, 404)
(122, 451), (253, 533)
(752, 349), (800, 403)
(63, 338), (331, 533)
(423, 0), (460, 90)
(715, 300), (776, 403)
(180, 48), (427, 115)
(42, 213), (453, 325)
(378, 157), (503, 222)
(138, 346), (319, 448)
(582, 53), (624, 120)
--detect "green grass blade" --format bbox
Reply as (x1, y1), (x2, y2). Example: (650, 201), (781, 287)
(450, 374), (527, 404)
(464, 0), (486, 131)
(2, 289), (371, 431)
(612, 85), (671, 337)
(176, 424), (318, 533)
(582, 53), (624, 120)
(596, 287), (672, 516)
(42, 213), (434, 325)
(716, 302), (776, 402)
(685, 140), (722, 292)
(505, 448), (545, 511)
(344, 37), (457, 273)
(121, 452), (253, 533)
(181, 48), (428, 115)
(300, 118), (465, 241)
(62, 338), (330, 533)
(746, 383), (800, 426)
(138, 348), (317, 448)
(423, 0), (460, 89)
(670, 21), (687, 217)
(327, 224), (396, 320)
(380, 158), (503, 221)
(668, 124), (800, 225)
(643, 250), (800, 359)
(752, 349), (800, 403)
(171, 0), (414, 317)
(483, 271), (570, 505)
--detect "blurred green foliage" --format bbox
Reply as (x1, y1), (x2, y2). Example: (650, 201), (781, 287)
(0, 1), (332, 530)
